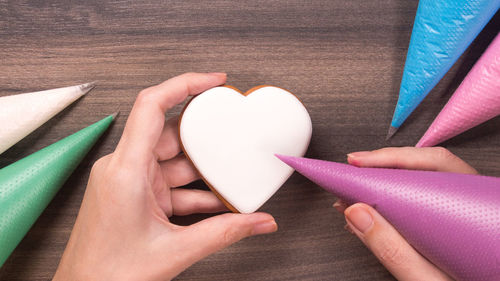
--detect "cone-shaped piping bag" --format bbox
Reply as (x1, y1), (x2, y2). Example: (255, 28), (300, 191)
(388, 1), (499, 137)
(417, 33), (500, 147)
(0, 82), (96, 155)
(277, 154), (500, 281)
(0, 114), (114, 267)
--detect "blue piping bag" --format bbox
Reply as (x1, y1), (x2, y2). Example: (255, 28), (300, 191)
(387, 0), (499, 139)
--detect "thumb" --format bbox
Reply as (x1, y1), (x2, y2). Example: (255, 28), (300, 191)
(174, 212), (277, 268)
(344, 203), (452, 281)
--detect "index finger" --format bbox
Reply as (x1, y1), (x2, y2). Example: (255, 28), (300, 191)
(347, 147), (478, 175)
(116, 72), (226, 163)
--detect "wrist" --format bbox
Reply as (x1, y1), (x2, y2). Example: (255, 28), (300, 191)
(53, 239), (100, 281)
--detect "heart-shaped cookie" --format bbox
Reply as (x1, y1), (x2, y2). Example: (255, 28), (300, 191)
(179, 85), (312, 213)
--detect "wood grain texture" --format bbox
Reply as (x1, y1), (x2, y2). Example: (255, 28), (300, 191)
(0, 1), (499, 280)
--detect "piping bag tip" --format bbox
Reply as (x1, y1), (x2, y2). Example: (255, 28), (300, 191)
(80, 81), (97, 94)
(275, 154), (315, 177)
(275, 154), (297, 168)
(386, 126), (398, 140)
(110, 111), (120, 120)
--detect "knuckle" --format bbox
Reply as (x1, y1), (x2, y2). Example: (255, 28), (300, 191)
(179, 72), (197, 92)
(376, 147), (393, 153)
(91, 154), (111, 174)
(182, 72), (196, 78)
(393, 147), (416, 168)
(182, 79), (193, 96)
(433, 147), (454, 161)
(374, 238), (409, 266)
(137, 88), (154, 104)
(391, 158), (406, 169)
(219, 214), (249, 246)
(222, 226), (240, 245)
(91, 159), (102, 172)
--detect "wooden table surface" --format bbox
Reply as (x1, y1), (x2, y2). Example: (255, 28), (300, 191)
(0, 1), (499, 280)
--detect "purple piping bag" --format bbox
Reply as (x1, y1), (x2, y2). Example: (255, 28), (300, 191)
(277, 154), (500, 281)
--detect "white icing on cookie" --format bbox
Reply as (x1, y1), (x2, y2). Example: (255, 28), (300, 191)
(180, 86), (312, 213)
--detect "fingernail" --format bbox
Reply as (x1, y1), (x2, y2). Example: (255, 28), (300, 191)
(208, 72), (227, 77)
(345, 206), (373, 234)
(347, 151), (371, 166)
(332, 201), (344, 213)
(252, 219), (278, 235)
(347, 151), (371, 159)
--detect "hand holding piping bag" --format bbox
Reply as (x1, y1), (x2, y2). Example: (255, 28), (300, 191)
(53, 73), (277, 281)
(335, 147), (477, 281)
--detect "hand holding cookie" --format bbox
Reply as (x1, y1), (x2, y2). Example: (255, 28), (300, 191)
(53, 73), (278, 281)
